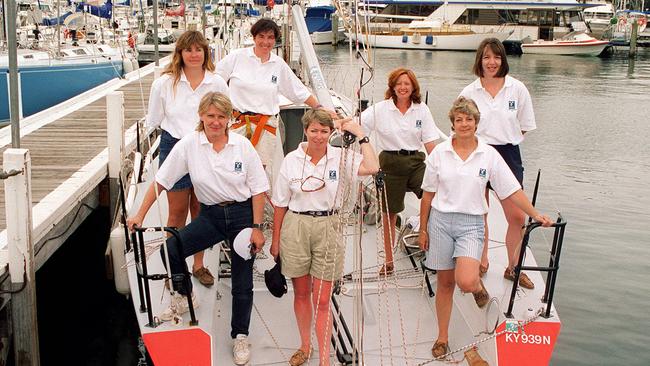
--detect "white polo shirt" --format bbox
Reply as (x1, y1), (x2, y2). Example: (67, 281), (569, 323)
(146, 71), (230, 139)
(156, 131), (270, 205)
(272, 143), (363, 212)
(360, 99), (440, 151)
(459, 75), (536, 146)
(216, 47), (311, 115)
(421, 138), (520, 215)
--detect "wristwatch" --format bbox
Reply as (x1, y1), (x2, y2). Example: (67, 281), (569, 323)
(358, 136), (370, 145)
(251, 223), (262, 230)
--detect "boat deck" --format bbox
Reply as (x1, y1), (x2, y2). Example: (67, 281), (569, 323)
(0, 65), (156, 271)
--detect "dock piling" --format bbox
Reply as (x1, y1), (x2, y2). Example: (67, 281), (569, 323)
(4, 148), (40, 366)
(630, 19), (638, 57)
(107, 92), (125, 222)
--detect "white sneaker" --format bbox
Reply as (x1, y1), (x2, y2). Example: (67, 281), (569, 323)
(233, 334), (251, 365)
(160, 292), (199, 322)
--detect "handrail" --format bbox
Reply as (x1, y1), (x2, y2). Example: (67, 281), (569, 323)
(130, 226), (198, 327)
(504, 216), (568, 319)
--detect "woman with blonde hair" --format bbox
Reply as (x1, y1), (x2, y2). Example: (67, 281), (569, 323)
(360, 68), (441, 275)
(418, 97), (551, 359)
(146, 30), (229, 287)
(130, 92), (269, 365)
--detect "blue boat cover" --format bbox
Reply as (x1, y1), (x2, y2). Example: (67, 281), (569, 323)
(305, 6), (335, 33)
(76, 0), (113, 19)
(42, 11), (73, 26)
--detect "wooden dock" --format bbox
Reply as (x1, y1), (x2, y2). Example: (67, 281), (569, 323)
(0, 63), (157, 273)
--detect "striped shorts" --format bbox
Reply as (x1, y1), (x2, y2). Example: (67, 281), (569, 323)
(422, 208), (484, 271)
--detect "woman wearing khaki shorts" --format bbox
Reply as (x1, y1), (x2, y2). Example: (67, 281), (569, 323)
(361, 68), (441, 275)
(270, 109), (379, 366)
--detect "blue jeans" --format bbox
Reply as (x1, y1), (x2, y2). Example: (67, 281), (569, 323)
(159, 130), (192, 191)
(161, 199), (254, 338)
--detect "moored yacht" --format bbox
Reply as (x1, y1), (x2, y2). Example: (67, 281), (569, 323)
(352, 0), (593, 52)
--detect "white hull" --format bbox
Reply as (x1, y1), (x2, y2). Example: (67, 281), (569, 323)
(347, 31), (511, 51)
(124, 103), (562, 365)
(126, 182), (562, 366)
(522, 41), (609, 56)
(310, 28), (346, 44)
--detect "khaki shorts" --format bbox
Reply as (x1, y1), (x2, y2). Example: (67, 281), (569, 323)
(231, 115), (278, 167)
(279, 211), (345, 281)
(378, 151), (426, 213)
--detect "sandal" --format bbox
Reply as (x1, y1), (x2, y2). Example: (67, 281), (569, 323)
(193, 267), (215, 287)
(378, 263), (394, 276)
(504, 267), (534, 290)
(431, 340), (449, 359)
(288, 348), (311, 366)
(464, 346), (489, 366)
(479, 263), (489, 278)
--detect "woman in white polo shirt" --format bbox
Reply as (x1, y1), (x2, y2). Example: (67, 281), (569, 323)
(146, 30), (229, 287)
(360, 67), (440, 275)
(270, 109), (379, 366)
(130, 93), (268, 365)
(216, 18), (324, 167)
(459, 38), (537, 289)
(418, 97), (551, 359)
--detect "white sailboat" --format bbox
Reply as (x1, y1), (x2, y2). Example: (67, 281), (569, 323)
(111, 6), (567, 365)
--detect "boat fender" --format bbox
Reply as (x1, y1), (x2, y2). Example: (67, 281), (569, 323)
(131, 57), (140, 71)
(122, 58), (134, 74)
(425, 35), (434, 45)
(413, 33), (421, 44)
(402, 34), (408, 43)
(110, 227), (131, 295)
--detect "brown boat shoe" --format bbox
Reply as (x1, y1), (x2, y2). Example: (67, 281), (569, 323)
(464, 346), (489, 366)
(289, 347), (311, 366)
(431, 340), (450, 359)
(504, 267), (535, 290)
(472, 279), (490, 308)
(193, 266), (215, 287)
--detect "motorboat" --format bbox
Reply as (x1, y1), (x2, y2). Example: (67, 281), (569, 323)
(521, 31), (610, 56)
(347, 0), (593, 52)
(583, 3), (615, 39)
(304, 3), (346, 44)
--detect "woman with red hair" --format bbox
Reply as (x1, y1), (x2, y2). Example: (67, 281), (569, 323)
(361, 68), (441, 275)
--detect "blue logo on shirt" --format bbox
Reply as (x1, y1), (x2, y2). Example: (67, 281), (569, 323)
(508, 100), (516, 110)
(478, 168), (486, 178)
(415, 119), (422, 128)
(271, 75), (278, 84)
(234, 162), (243, 172)
(328, 170), (337, 180)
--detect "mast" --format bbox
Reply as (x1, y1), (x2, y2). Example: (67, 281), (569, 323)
(153, 0), (159, 65)
(8, 0), (20, 146)
(56, 0), (60, 55)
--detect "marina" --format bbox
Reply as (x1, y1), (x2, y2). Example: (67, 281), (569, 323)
(0, 0), (649, 365)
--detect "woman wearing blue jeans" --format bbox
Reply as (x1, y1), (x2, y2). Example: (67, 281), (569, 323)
(129, 92), (268, 365)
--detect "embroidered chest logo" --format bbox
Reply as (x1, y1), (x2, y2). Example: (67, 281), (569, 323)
(234, 162), (243, 172)
(328, 170), (337, 180)
(478, 168), (487, 178)
(415, 119), (422, 129)
(271, 75), (278, 84)
(508, 100), (517, 111)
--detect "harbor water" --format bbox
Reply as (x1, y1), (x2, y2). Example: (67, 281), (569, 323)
(315, 45), (650, 365)
(35, 46), (650, 365)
